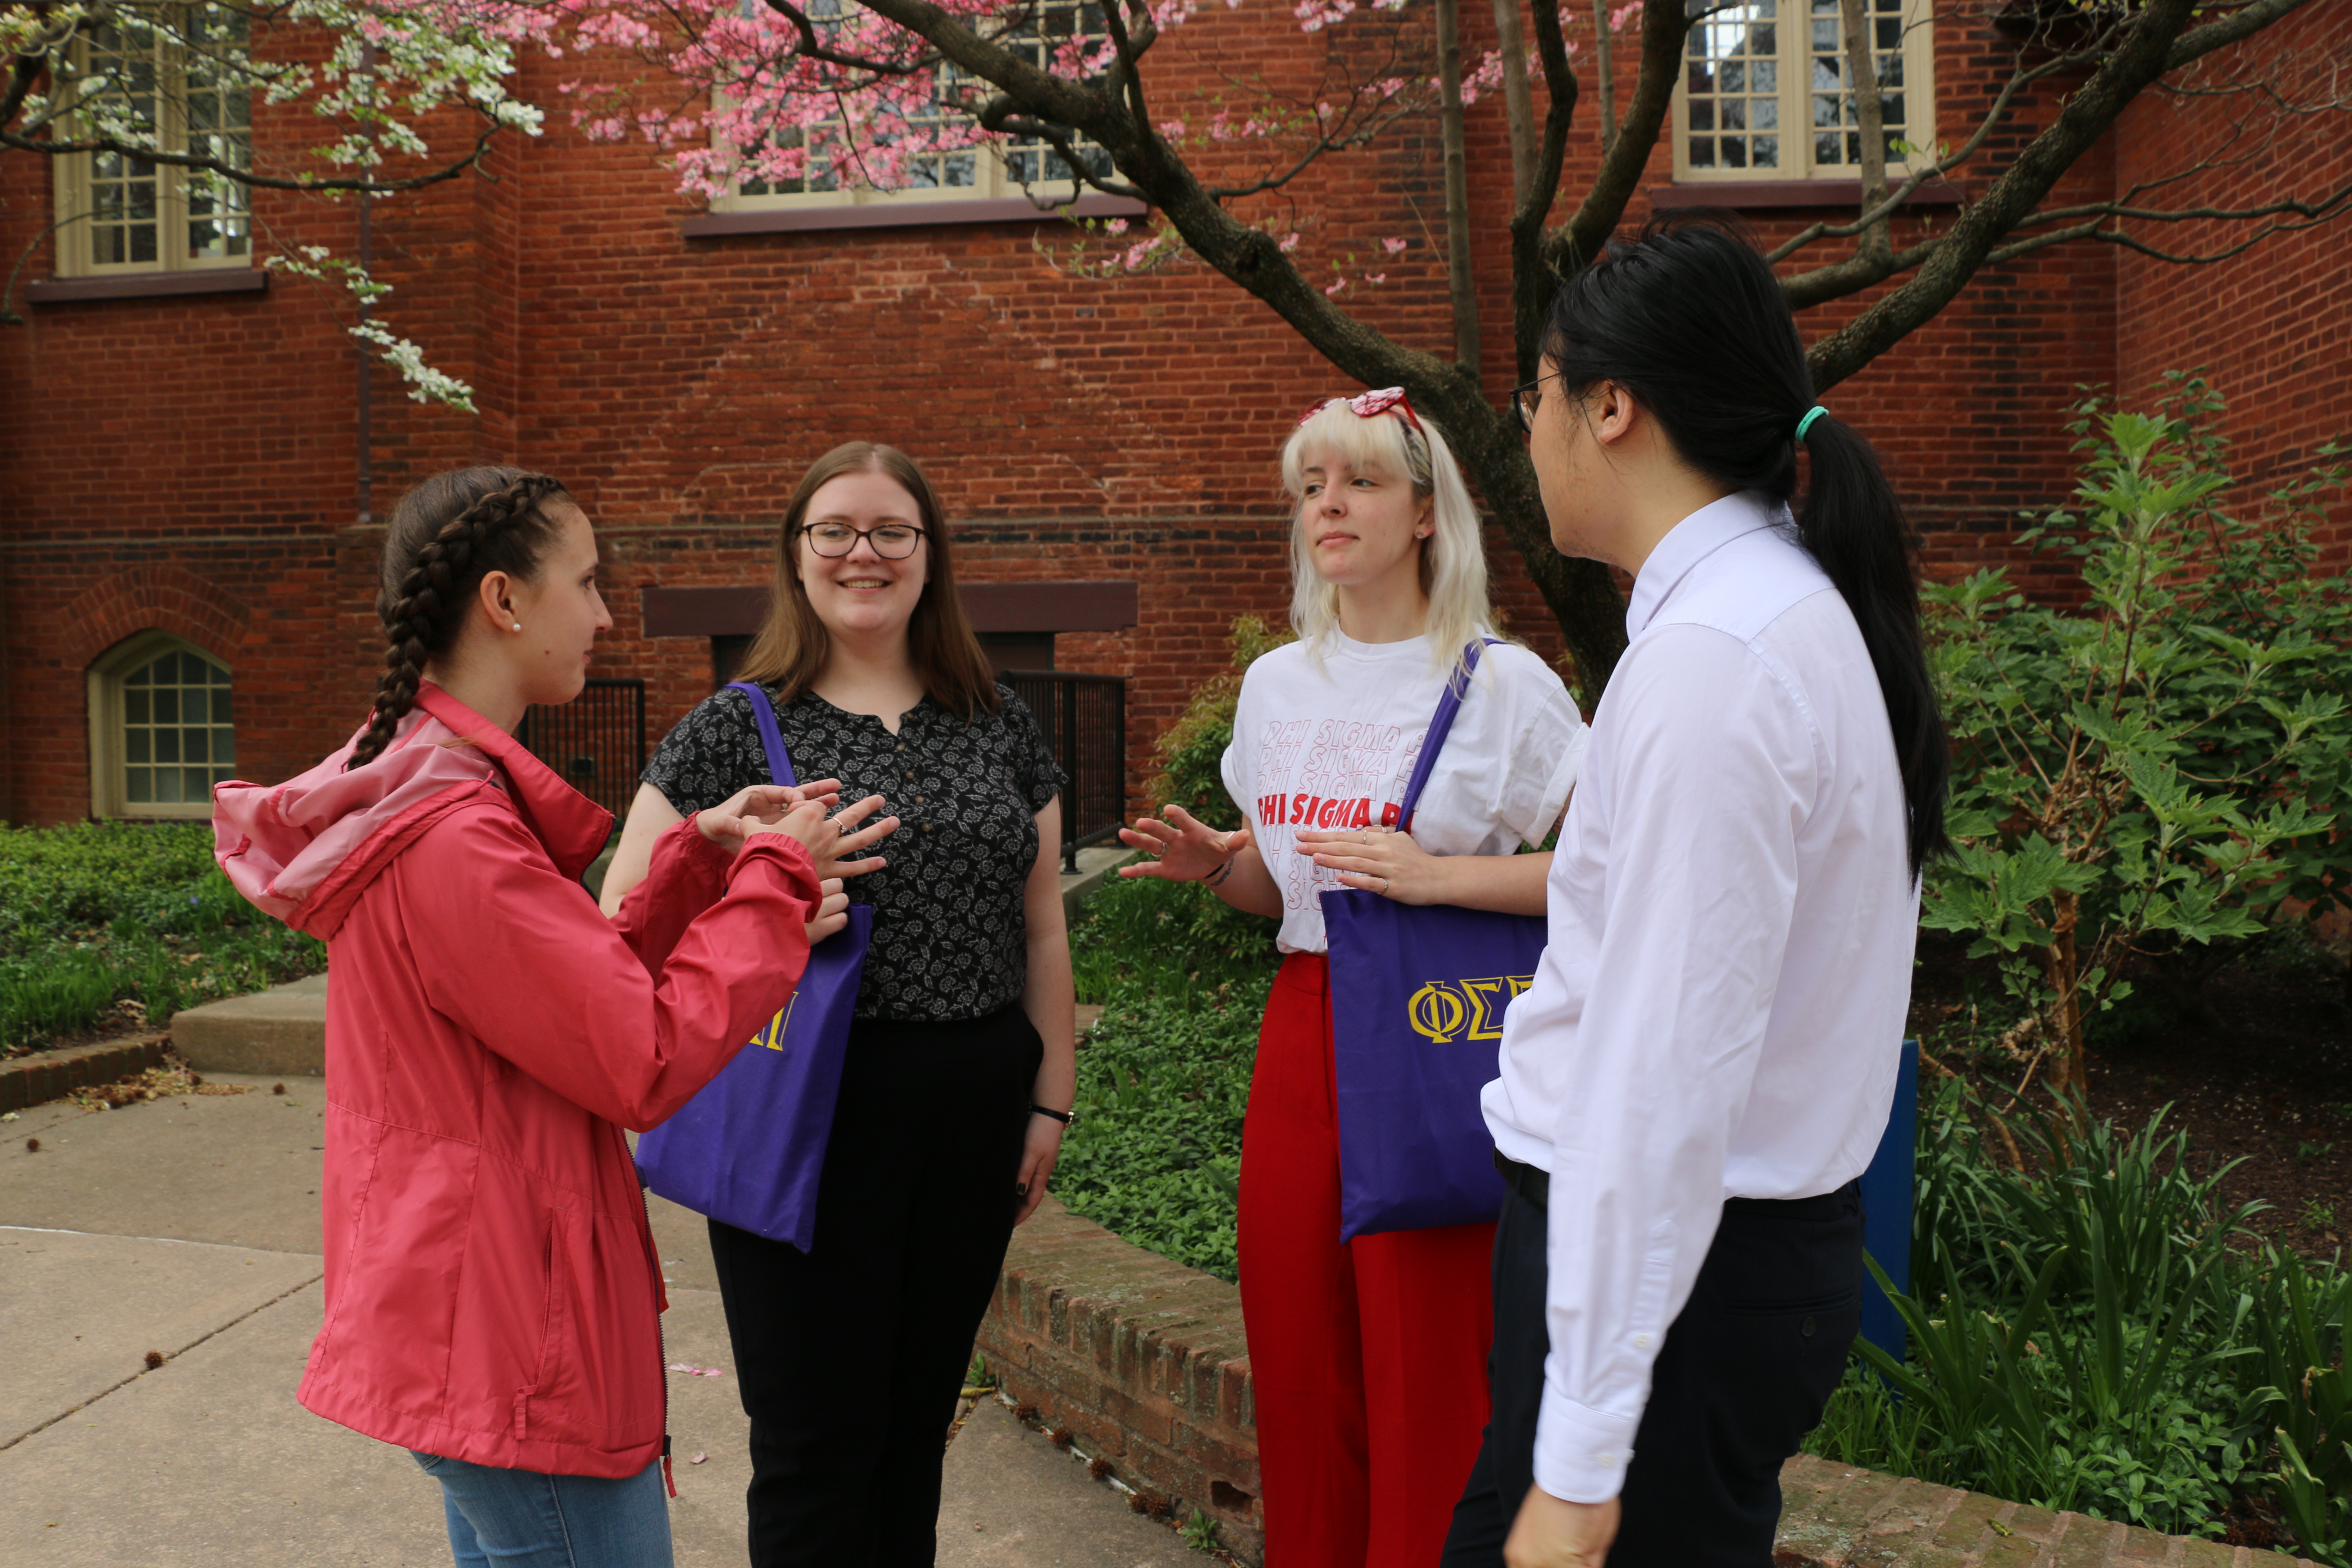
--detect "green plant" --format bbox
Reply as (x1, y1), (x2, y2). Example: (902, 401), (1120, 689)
(1810, 1083), (2351, 1561)
(1068, 872), (1280, 1008)
(1181, 1507), (1222, 1552)
(2303, 1201), (2339, 1231)
(0, 823), (325, 1052)
(1146, 614), (1295, 832)
(1052, 984), (1262, 1281)
(1923, 379), (2352, 1115)
(2297, 1142), (2336, 1165)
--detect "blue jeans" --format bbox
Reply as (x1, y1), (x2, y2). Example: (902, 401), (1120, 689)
(409, 1451), (673, 1568)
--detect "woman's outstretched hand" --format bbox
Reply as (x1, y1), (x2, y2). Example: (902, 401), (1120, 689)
(1117, 804), (1250, 883)
(1294, 824), (1444, 904)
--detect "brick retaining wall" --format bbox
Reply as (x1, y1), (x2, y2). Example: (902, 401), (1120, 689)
(979, 1199), (2324, 1568)
(0, 1034), (172, 1115)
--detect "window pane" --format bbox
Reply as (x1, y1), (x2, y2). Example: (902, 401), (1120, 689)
(184, 768), (211, 801)
(156, 729), (181, 763)
(1684, 1), (1779, 175)
(184, 687), (209, 725)
(155, 688), (179, 724)
(1807, 0), (1911, 168)
(127, 689), (150, 723)
(126, 768), (153, 804)
(126, 730), (150, 763)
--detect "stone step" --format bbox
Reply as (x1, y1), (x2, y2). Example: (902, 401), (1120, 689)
(169, 848), (1133, 1079)
(169, 973), (328, 1077)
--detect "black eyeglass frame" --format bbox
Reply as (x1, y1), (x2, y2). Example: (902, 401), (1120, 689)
(1508, 379), (1544, 435)
(797, 522), (931, 560)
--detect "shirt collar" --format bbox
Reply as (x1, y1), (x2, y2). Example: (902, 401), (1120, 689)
(1625, 490), (1785, 640)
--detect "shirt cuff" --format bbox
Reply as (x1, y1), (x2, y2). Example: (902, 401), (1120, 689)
(1533, 1390), (1642, 1504)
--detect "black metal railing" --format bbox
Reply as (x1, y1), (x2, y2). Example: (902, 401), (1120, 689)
(516, 678), (648, 821)
(1001, 671), (1127, 873)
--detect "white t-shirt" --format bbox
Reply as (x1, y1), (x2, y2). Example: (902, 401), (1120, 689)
(1219, 629), (1589, 954)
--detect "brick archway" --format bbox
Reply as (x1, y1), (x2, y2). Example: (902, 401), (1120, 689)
(61, 566), (253, 671)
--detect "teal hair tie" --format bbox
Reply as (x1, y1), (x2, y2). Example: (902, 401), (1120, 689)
(1795, 406), (1828, 444)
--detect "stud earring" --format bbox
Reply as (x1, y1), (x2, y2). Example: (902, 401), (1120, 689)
(511, 622), (523, 631)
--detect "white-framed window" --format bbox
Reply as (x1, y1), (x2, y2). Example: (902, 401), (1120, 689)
(1672, 0), (1935, 182)
(716, 0), (1114, 211)
(86, 632), (237, 820)
(51, 4), (253, 276)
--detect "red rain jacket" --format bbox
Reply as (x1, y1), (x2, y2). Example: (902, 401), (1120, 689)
(214, 683), (818, 1477)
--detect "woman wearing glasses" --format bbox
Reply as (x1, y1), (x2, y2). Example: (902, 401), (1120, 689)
(601, 442), (1074, 1567)
(1118, 391), (1587, 1568)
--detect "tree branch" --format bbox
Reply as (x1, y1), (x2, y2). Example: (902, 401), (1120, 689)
(1492, 0), (1537, 199)
(1807, 0), (2204, 390)
(1436, 0), (1480, 376)
(0, 122), (502, 195)
(755, 0), (929, 76)
(1838, 0), (1892, 268)
(1554, 0), (1687, 272)
(1508, 0), (1577, 379)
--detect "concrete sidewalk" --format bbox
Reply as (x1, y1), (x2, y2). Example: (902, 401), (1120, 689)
(0, 1073), (1200, 1567)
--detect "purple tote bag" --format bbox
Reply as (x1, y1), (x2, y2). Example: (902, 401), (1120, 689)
(634, 682), (871, 1252)
(1322, 640), (1549, 1241)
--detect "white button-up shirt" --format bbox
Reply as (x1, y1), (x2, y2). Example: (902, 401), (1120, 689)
(1480, 490), (1920, 1504)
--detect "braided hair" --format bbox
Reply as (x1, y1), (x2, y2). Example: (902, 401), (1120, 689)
(346, 467), (572, 771)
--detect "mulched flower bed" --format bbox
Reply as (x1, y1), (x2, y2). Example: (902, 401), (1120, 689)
(1908, 928), (2352, 1256)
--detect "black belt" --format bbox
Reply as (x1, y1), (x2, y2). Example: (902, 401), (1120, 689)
(1493, 1150), (1859, 1219)
(1494, 1149), (1550, 1210)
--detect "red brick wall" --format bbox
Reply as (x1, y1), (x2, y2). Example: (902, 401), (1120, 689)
(3, 3), (2339, 825)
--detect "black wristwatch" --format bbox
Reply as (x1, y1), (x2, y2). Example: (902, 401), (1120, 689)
(1031, 1103), (1077, 1129)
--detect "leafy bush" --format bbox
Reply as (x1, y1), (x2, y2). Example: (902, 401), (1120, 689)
(1054, 870), (1280, 1280)
(1809, 1083), (2351, 1559)
(0, 822), (325, 1053)
(1053, 987), (1262, 1281)
(1923, 377), (2352, 1111)
(1069, 868), (1281, 1007)
(1147, 613), (1295, 832)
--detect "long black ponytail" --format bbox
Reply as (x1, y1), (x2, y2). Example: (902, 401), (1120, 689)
(1543, 214), (1948, 872)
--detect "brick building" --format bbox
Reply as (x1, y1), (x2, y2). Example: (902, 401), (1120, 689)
(3, 0), (2346, 831)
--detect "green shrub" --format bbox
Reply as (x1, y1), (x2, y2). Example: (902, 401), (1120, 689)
(1068, 870), (1280, 1007)
(0, 822), (325, 1052)
(1054, 983), (1265, 1281)
(1809, 1082), (2351, 1559)
(1923, 378), (2352, 1113)
(1147, 614), (1294, 832)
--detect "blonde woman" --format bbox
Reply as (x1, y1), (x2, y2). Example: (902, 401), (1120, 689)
(1120, 389), (1588, 1568)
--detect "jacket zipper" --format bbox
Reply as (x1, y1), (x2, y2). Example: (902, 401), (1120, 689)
(630, 1132), (677, 1499)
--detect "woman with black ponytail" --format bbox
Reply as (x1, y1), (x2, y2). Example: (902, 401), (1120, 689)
(214, 466), (895, 1568)
(1449, 217), (1947, 1568)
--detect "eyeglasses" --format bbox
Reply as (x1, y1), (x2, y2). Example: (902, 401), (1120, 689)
(801, 522), (928, 559)
(1509, 379), (1544, 436)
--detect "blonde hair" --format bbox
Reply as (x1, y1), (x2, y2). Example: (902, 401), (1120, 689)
(1280, 399), (1496, 681)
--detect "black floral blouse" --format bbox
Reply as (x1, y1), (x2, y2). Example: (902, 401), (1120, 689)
(642, 683), (1065, 1022)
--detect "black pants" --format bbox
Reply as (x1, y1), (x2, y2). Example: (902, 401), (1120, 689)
(1441, 1180), (1863, 1568)
(706, 1003), (1042, 1568)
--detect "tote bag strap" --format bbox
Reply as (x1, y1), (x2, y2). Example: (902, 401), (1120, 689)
(1395, 638), (1502, 833)
(726, 681), (799, 788)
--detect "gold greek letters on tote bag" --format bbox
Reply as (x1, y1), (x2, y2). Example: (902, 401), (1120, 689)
(1405, 975), (1535, 1044)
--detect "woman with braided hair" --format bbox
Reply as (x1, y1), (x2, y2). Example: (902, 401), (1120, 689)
(215, 465), (897, 1568)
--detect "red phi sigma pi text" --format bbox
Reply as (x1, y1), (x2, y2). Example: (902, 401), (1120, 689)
(1257, 794), (1405, 830)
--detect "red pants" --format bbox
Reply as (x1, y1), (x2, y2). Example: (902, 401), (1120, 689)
(1238, 952), (1497, 1568)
